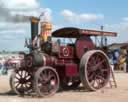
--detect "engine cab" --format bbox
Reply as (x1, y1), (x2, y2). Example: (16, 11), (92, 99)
(51, 28), (95, 60)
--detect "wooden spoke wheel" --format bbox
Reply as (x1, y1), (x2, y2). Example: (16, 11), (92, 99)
(34, 66), (60, 97)
(10, 68), (33, 96)
(79, 50), (110, 91)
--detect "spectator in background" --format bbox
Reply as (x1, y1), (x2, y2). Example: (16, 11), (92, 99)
(0, 63), (2, 69)
(113, 49), (120, 70)
(126, 50), (128, 72)
(118, 55), (126, 71)
(1, 59), (10, 75)
(118, 49), (127, 72)
(1, 68), (7, 75)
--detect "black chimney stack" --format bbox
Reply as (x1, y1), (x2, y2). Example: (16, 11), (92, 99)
(30, 17), (39, 41)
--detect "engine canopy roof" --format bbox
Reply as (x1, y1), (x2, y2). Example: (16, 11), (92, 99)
(52, 27), (117, 38)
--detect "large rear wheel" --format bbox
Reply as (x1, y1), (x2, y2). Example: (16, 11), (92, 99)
(79, 50), (110, 91)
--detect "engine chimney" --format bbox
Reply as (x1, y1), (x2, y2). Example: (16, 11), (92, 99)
(30, 17), (39, 41)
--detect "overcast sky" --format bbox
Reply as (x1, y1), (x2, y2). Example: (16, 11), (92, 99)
(0, 0), (128, 51)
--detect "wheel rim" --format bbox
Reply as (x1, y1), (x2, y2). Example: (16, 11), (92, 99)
(87, 52), (110, 89)
(80, 50), (110, 91)
(11, 69), (33, 95)
(35, 67), (59, 97)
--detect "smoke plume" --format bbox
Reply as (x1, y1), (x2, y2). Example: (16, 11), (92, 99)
(0, 1), (32, 23)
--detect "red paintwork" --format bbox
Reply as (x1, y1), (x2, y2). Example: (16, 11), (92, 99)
(45, 56), (54, 66)
(59, 46), (74, 59)
(65, 64), (78, 77)
(55, 59), (73, 65)
(76, 36), (95, 59)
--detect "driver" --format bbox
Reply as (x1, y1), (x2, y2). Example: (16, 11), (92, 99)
(42, 36), (52, 54)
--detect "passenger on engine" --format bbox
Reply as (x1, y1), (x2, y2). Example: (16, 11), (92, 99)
(42, 36), (52, 54)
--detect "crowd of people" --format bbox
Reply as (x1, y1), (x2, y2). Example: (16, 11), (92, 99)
(109, 48), (128, 72)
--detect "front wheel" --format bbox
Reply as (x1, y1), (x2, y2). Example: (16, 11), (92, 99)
(10, 68), (33, 96)
(34, 66), (60, 97)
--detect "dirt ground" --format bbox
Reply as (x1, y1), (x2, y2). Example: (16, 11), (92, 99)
(0, 71), (128, 102)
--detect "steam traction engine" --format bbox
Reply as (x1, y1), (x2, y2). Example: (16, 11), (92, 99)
(10, 16), (117, 97)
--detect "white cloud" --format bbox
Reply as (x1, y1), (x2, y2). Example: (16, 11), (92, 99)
(0, 22), (29, 30)
(62, 10), (74, 18)
(52, 24), (64, 31)
(2, 0), (39, 10)
(0, 30), (26, 35)
(104, 17), (128, 44)
(122, 17), (128, 22)
(0, 22), (30, 51)
(105, 21), (128, 34)
(61, 9), (104, 24)
(0, 22), (30, 41)
(0, 0), (53, 51)
(0, 0), (52, 22)
(40, 8), (52, 22)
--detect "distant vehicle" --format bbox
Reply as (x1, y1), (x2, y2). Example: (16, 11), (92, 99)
(4, 58), (23, 70)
